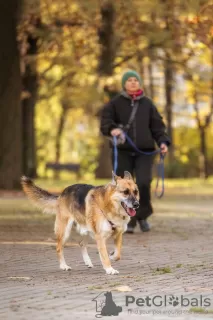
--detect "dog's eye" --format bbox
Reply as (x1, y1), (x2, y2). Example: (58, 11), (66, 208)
(123, 189), (130, 195)
(134, 189), (138, 195)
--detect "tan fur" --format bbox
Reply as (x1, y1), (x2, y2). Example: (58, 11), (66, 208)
(20, 172), (139, 275)
(21, 176), (58, 214)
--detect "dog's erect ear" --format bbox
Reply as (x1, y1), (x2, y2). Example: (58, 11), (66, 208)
(112, 171), (119, 185)
(124, 171), (133, 180)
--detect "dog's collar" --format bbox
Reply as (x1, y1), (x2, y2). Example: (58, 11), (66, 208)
(101, 211), (117, 231)
(108, 220), (116, 231)
(91, 194), (117, 231)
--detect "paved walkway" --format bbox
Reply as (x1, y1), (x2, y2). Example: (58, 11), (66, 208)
(0, 195), (213, 319)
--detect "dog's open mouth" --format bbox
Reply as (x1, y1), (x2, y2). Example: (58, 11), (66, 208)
(121, 202), (136, 217)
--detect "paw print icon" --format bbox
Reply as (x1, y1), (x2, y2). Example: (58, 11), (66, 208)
(168, 295), (179, 307)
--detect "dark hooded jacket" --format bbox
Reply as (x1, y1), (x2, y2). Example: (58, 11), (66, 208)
(100, 91), (171, 152)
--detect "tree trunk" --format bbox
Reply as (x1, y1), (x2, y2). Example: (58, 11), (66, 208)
(95, 88), (118, 179)
(147, 49), (155, 100)
(0, 1), (23, 189)
(96, 1), (116, 179)
(193, 88), (209, 179)
(22, 73), (37, 178)
(54, 103), (69, 179)
(198, 39), (213, 179)
(95, 139), (112, 179)
(97, 0), (115, 76)
(137, 52), (150, 97)
(164, 56), (174, 163)
(199, 127), (208, 179)
(162, 0), (175, 165)
(22, 18), (40, 178)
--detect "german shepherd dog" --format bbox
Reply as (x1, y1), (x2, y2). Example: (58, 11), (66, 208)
(21, 171), (139, 275)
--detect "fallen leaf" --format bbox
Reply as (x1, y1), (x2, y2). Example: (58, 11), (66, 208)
(184, 286), (212, 292)
(113, 285), (132, 292)
(8, 277), (31, 281)
(46, 238), (54, 242)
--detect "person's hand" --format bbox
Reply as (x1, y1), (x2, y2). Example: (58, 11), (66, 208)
(110, 128), (123, 136)
(110, 128), (126, 145)
(160, 143), (168, 155)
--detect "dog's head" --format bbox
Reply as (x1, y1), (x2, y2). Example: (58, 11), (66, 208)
(111, 171), (139, 217)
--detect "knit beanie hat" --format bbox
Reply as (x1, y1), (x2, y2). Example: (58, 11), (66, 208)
(121, 70), (142, 90)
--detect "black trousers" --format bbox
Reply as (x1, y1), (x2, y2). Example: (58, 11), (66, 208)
(112, 150), (154, 227)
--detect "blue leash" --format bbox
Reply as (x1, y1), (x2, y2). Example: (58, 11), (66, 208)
(113, 134), (165, 198)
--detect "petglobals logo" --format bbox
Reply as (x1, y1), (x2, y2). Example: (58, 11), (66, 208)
(92, 291), (122, 318)
(125, 294), (211, 308)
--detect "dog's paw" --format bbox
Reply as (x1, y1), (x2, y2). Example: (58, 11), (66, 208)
(87, 263), (94, 268)
(105, 267), (119, 275)
(83, 257), (94, 268)
(60, 263), (72, 271)
(85, 261), (94, 268)
(110, 254), (120, 261)
(110, 250), (120, 261)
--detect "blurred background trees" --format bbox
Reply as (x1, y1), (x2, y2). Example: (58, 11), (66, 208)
(0, 0), (213, 189)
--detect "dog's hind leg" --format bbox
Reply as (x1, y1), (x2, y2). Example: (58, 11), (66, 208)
(55, 217), (74, 271)
(79, 238), (94, 268)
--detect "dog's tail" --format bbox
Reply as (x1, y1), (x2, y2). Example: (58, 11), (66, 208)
(21, 176), (58, 214)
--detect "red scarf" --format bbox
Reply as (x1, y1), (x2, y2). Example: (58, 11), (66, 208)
(127, 89), (143, 100)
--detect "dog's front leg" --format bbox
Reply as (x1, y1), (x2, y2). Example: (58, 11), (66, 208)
(95, 235), (119, 275)
(110, 232), (122, 261)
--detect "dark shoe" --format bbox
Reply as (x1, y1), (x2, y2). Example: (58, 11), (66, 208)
(139, 220), (150, 232)
(125, 226), (135, 234)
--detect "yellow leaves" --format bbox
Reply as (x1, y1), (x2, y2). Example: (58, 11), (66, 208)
(138, 37), (148, 48)
(114, 66), (122, 74)
(87, 74), (97, 85)
(114, 57), (123, 65)
(180, 155), (189, 164)
(139, 14), (150, 22)
(182, 146), (189, 154)
(105, 77), (114, 86)
(187, 14), (198, 24)
(192, 74), (200, 81)
(79, 55), (97, 69)
(70, 3), (79, 13)
(45, 1), (79, 18)
(38, 60), (50, 73)
(143, 56), (150, 64)
(159, 21), (166, 28)
(50, 65), (63, 79)
(197, 42), (207, 50)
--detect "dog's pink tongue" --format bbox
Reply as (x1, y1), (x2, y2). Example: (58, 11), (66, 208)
(128, 208), (136, 217)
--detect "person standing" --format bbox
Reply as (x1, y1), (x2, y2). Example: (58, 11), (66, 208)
(100, 70), (170, 233)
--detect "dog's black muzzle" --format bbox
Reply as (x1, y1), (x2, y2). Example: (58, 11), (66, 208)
(133, 200), (140, 209)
